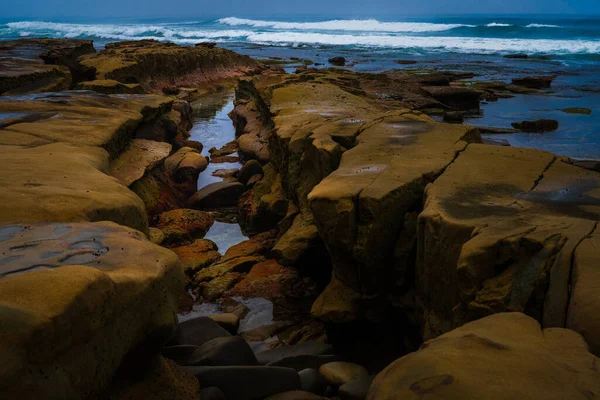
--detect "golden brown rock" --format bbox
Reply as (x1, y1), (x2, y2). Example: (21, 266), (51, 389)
(79, 40), (259, 93)
(154, 209), (215, 245)
(0, 38), (95, 95)
(368, 313), (600, 400)
(109, 357), (200, 400)
(171, 239), (222, 275)
(417, 145), (600, 339)
(0, 222), (184, 399)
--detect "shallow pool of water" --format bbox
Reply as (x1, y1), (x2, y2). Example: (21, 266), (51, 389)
(203, 221), (248, 254)
(189, 91), (238, 157)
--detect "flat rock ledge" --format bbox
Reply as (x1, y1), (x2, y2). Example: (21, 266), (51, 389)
(0, 222), (184, 399)
(0, 91), (174, 233)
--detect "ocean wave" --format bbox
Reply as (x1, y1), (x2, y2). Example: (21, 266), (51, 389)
(5, 21), (251, 41)
(486, 23), (513, 27)
(218, 17), (474, 32)
(526, 23), (562, 28)
(245, 32), (600, 54)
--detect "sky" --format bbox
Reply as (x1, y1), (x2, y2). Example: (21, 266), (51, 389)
(1, 0), (597, 19)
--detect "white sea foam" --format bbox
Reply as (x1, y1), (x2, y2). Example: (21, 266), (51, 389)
(246, 32), (600, 54)
(3, 20), (596, 55)
(6, 21), (251, 41)
(486, 22), (513, 27)
(218, 17), (474, 32)
(526, 23), (562, 28)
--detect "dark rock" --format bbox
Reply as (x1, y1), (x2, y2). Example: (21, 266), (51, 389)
(511, 119), (559, 132)
(211, 155), (240, 163)
(208, 313), (241, 334)
(267, 355), (341, 371)
(186, 182), (245, 208)
(265, 391), (325, 400)
(161, 345), (199, 365)
(182, 366), (301, 400)
(511, 75), (554, 89)
(187, 336), (258, 366)
(328, 57), (346, 66)
(421, 86), (482, 110)
(169, 316), (231, 347)
(394, 60), (418, 65)
(299, 368), (328, 395)
(477, 126), (520, 134)
(199, 387), (226, 400)
(256, 341), (335, 365)
(417, 73), (451, 86)
(162, 86), (180, 95)
(569, 159), (600, 172)
(196, 42), (217, 49)
(482, 138), (511, 147)
(108, 357), (200, 400)
(504, 53), (529, 59)
(238, 160), (264, 185)
(443, 111), (464, 124)
(212, 168), (239, 179)
(246, 174), (263, 188)
(338, 375), (374, 400)
(562, 108), (592, 115)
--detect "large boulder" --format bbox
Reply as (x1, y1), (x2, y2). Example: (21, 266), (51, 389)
(170, 239), (222, 275)
(0, 222), (184, 399)
(164, 147), (208, 183)
(511, 75), (554, 89)
(421, 86), (482, 110)
(512, 119), (559, 132)
(416, 145), (600, 339)
(154, 208), (214, 245)
(567, 228), (600, 356)
(187, 182), (245, 209)
(368, 313), (600, 399)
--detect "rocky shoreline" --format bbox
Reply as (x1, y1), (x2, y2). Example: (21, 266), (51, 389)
(0, 38), (599, 400)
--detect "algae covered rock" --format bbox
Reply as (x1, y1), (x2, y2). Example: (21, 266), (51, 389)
(79, 39), (259, 93)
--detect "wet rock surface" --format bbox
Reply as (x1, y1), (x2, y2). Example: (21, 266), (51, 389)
(1, 37), (599, 400)
(0, 38), (95, 95)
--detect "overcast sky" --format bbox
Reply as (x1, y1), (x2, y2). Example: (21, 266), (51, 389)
(1, 0), (597, 19)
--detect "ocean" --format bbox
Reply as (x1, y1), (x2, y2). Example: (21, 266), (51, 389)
(1, 15), (599, 159)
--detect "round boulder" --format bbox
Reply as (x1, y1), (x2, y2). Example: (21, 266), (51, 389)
(186, 182), (245, 208)
(319, 362), (369, 387)
(238, 160), (264, 185)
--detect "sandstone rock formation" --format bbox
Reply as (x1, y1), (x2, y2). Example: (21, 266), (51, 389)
(0, 91), (175, 233)
(231, 67), (600, 359)
(368, 313), (600, 399)
(79, 40), (260, 94)
(0, 222), (183, 399)
(0, 38), (95, 95)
